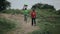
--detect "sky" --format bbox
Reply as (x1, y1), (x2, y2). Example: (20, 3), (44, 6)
(7, 0), (60, 10)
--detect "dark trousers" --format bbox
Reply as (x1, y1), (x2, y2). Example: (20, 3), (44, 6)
(31, 18), (36, 26)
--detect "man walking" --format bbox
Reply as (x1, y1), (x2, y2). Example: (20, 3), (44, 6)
(23, 5), (28, 22)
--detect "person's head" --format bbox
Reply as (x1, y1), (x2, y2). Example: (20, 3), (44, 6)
(32, 9), (35, 12)
(25, 8), (27, 10)
(23, 5), (28, 10)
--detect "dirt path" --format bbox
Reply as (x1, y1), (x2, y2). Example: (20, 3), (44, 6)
(1, 14), (40, 34)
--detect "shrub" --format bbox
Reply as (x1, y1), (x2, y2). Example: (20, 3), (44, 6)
(1, 9), (22, 14)
(0, 17), (16, 34)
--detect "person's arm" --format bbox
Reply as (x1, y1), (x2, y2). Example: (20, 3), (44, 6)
(23, 10), (25, 15)
(35, 12), (37, 18)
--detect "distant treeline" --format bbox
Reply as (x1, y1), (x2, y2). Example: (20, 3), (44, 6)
(31, 3), (56, 10)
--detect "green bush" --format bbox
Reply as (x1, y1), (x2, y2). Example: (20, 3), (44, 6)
(30, 30), (51, 34)
(1, 9), (22, 14)
(0, 17), (16, 34)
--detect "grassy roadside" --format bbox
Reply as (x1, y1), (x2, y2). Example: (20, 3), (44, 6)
(0, 16), (16, 34)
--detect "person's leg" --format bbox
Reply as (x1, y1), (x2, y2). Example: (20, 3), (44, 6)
(32, 18), (34, 26)
(24, 15), (27, 22)
(25, 15), (27, 22)
(34, 18), (36, 26)
(24, 15), (26, 21)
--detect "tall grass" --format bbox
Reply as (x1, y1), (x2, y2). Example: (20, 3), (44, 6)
(1, 9), (23, 14)
(0, 17), (16, 34)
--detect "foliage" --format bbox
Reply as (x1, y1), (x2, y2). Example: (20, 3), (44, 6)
(1, 9), (30, 15)
(0, 17), (16, 34)
(1, 9), (22, 14)
(55, 10), (60, 15)
(31, 3), (56, 10)
(0, 0), (10, 11)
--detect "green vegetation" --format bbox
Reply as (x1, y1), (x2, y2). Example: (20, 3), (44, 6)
(1, 9), (30, 15)
(0, 17), (16, 34)
(29, 9), (60, 34)
(56, 10), (60, 15)
(1, 9), (22, 14)
(29, 3), (60, 34)
(31, 3), (56, 10)
(0, 0), (10, 11)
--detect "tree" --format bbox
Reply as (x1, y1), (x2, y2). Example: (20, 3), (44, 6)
(31, 3), (43, 9)
(42, 4), (55, 10)
(31, 3), (56, 10)
(0, 0), (10, 11)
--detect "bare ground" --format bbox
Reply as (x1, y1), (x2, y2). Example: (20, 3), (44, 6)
(0, 14), (40, 34)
